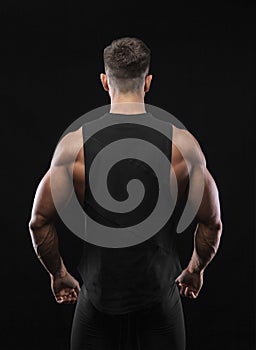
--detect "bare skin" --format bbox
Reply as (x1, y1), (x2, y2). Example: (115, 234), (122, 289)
(29, 73), (222, 304)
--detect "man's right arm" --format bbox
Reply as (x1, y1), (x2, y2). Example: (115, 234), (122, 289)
(174, 127), (223, 298)
(187, 167), (222, 274)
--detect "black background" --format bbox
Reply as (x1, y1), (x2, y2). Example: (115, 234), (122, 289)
(1, 1), (255, 350)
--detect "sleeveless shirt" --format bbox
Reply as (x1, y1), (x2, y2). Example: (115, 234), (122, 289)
(77, 112), (183, 314)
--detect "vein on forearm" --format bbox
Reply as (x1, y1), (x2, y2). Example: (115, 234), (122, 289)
(30, 222), (64, 276)
(189, 222), (222, 272)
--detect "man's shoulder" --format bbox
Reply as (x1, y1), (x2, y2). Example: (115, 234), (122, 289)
(172, 125), (206, 167)
(172, 125), (194, 143)
(51, 127), (83, 167)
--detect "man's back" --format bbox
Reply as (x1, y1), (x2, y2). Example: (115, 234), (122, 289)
(64, 116), (192, 211)
(57, 111), (192, 314)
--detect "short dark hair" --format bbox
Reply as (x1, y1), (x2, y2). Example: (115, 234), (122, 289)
(103, 37), (151, 92)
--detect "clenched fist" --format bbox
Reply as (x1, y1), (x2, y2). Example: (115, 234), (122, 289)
(175, 268), (204, 299)
(50, 271), (81, 304)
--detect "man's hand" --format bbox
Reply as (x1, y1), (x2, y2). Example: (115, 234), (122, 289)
(175, 268), (204, 299)
(50, 271), (81, 304)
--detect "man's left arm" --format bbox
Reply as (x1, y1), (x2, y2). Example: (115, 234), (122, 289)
(29, 132), (81, 304)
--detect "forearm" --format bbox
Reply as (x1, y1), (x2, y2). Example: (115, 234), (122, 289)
(187, 221), (222, 273)
(29, 219), (67, 277)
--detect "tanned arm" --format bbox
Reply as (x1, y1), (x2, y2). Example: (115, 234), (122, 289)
(29, 129), (82, 304)
(174, 127), (223, 299)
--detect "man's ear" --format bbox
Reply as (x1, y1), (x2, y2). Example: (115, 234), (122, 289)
(100, 73), (109, 91)
(144, 74), (153, 93)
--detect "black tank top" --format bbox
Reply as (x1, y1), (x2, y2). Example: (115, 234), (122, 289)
(77, 112), (183, 314)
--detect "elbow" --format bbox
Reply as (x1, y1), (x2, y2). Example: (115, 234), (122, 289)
(202, 216), (223, 234)
(29, 216), (39, 232)
(215, 219), (223, 237)
(207, 218), (223, 245)
(210, 219), (222, 234)
(29, 214), (49, 233)
(28, 215), (53, 252)
(198, 217), (223, 244)
(210, 219), (222, 245)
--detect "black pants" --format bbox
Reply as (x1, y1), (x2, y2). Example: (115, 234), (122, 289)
(70, 284), (186, 350)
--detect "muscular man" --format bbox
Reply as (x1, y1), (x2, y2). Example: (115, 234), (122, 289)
(29, 37), (222, 350)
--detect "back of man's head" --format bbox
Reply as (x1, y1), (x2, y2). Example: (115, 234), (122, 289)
(103, 37), (151, 93)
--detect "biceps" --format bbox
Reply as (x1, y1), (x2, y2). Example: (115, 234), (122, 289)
(31, 166), (73, 223)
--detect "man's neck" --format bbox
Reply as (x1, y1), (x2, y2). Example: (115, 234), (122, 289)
(110, 93), (146, 115)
